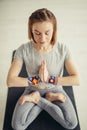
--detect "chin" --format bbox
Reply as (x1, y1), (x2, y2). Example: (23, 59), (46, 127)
(39, 42), (45, 46)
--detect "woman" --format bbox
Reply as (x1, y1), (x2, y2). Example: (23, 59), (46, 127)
(7, 8), (80, 130)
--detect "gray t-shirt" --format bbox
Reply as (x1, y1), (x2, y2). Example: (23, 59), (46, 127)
(14, 41), (71, 89)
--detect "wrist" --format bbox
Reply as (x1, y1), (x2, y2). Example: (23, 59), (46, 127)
(48, 76), (58, 85)
(55, 77), (58, 85)
(28, 75), (41, 85)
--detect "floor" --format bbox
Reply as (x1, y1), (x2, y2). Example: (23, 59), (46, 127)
(0, 0), (87, 130)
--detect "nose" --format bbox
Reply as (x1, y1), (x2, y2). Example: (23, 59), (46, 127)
(39, 34), (46, 42)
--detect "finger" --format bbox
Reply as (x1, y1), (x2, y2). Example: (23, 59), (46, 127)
(43, 60), (47, 69)
(40, 61), (44, 70)
(41, 60), (44, 66)
(41, 65), (44, 71)
(42, 60), (46, 65)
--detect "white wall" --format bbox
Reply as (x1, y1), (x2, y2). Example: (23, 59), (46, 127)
(0, 0), (87, 129)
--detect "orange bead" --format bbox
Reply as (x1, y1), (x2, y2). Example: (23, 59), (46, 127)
(32, 78), (38, 84)
(50, 79), (54, 83)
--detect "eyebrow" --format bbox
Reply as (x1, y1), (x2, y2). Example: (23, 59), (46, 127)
(34, 29), (50, 33)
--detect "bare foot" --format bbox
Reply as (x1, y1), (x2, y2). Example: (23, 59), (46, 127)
(19, 91), (41, 105)
(45, 92), (66, 103)
(28, 91), (41, 104)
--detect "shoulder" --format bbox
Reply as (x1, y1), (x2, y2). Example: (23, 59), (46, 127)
(20, 41), (32, 50)
(16, 41), (32, 52)
(14, 41), (32, 61)
(55, 42), (69, 53)
(55, 42), (72, 60)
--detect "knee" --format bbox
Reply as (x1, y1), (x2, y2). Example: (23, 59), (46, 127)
(11, 119), (23, 130)
(66, 118), (78, 129)
(11, 121), (18, 130)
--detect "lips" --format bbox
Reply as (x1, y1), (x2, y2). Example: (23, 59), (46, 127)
(39, 41), (45, 44)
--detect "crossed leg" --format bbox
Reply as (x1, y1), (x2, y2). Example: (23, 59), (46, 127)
(12, 86), (78, 130)
(37, 89), (78, 129)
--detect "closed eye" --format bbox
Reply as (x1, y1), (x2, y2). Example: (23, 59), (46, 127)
(34, 30), (41, 35)
(34, 32), (41, 35)
(45, 31), (50, 35)
(34, 30), (50, 35)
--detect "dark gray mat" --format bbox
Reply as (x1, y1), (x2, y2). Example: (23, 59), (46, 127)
(3, 51), (81, 130)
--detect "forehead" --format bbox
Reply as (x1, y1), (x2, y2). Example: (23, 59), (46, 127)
(32, 21), (53, 32)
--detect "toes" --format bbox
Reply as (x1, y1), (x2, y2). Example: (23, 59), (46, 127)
(60, 95), (66, 103)
(63, 96), (66, 102)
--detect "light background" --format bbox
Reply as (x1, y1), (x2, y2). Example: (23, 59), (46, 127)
(0, 0), (87, 130)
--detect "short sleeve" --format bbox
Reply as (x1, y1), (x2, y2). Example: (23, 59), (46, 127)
(63, 44), (72, 61)
(13, 44), (24, 62)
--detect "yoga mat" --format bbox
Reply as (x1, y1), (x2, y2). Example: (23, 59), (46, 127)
(3, 51), (81, 130)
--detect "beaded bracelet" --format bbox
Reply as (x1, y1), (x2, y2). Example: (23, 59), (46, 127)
(28, 75), (58, 86)
(48, 76), (58, 85)
(28, 75), (41, 85)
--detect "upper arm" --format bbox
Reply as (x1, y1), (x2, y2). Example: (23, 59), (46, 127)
(7, 59), (23, 78)
(65, 58), (79, 76)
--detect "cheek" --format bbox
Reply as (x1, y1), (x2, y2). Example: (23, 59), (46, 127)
(33, 34), (39, 41)
(48, 34), (53, 40)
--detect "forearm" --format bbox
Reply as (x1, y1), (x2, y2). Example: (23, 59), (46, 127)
(57, 75), (80, 86)
(7, 76), (28, 87)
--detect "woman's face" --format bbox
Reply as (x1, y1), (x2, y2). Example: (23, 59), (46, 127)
(32, 21), (53, 47)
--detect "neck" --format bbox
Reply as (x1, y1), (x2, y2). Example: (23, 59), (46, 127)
(32, 42), (53, 54)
